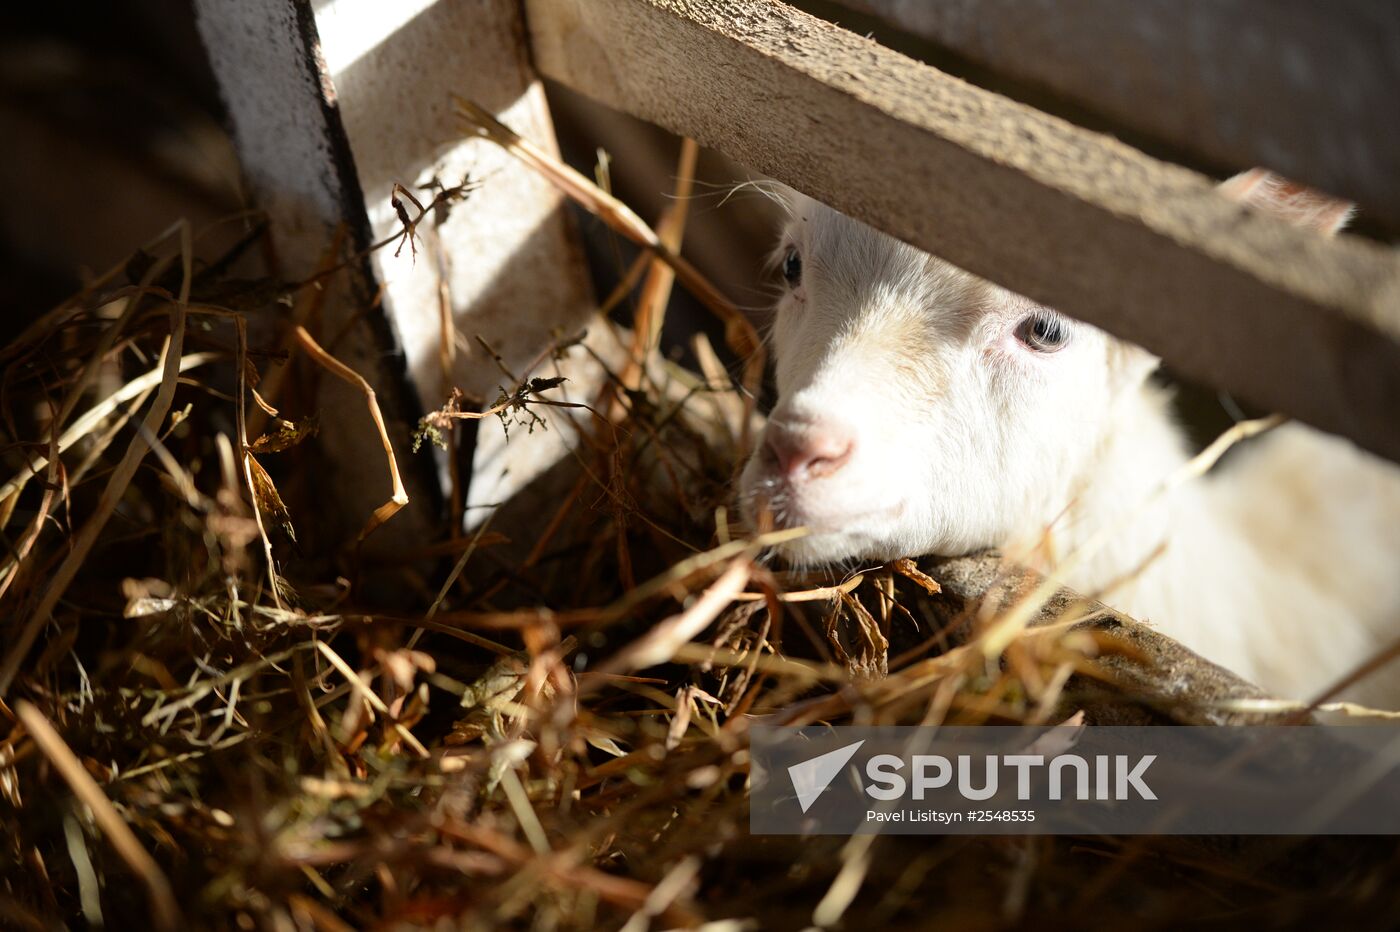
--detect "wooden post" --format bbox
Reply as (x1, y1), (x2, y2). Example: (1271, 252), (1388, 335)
(192, 0), (597, 544)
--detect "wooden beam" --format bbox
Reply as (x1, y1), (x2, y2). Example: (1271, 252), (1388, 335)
(193, 0), (598, 543)
(306, 0), (599, 525)
(832, 0), (1400, 230)
(920, 553), (1280, 725)
(527, 0), (1400, 464)
(193, 0), (441, 549)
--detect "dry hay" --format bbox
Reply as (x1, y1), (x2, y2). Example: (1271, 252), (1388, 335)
(1, 123), (1398, 932)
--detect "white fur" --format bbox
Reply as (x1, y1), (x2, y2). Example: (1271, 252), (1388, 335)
(740, 189), (1400, 705)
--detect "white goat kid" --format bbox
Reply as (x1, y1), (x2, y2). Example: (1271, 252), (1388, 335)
(739, 173), (1400, 706)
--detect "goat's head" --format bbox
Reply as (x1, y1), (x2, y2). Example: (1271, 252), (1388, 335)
(739, 174), (1350, 567)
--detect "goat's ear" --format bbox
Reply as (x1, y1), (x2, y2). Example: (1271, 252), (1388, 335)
(1217, 168), (1354, 236)
(1106, 339), (1160, 393)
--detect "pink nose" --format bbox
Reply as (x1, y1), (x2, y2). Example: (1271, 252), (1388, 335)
(764, 419), (855, 481)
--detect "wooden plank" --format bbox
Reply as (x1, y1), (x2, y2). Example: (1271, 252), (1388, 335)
(192, 0), (598, 543)
(309, 0), (598, 523)
(832, 0), (1400, 230)
(920, 554), (1280, 724)
(193, 0), (441, 550)
(527, 0), (1400, 464)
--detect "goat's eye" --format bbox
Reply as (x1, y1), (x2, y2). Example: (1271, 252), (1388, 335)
(1015, 312), (1070, 352)
(781, 247), (803, 287)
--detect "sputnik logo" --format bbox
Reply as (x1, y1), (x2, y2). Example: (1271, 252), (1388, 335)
(788, 740), (865, 812)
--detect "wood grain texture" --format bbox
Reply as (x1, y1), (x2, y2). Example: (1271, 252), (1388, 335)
(919, 553), (1279, 726)
(195, 0), (600, 542)
(193, 0), (442, 550)
(313, 0), (598, 527)
(527, 0), (1400, 464)
(836, 0), (1400, 229)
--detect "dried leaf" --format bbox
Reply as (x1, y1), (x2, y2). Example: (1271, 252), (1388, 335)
(124, 597), (179, 619)
(460, 653), (531, 711)
(892, 557), (942, 595)
(667, 686), (694, 751)
(249, 417), (318, 454)
(585, 733), (629, 758)
(527, 376), (566, 394)
(246, 454), (295, 544)
(837, 592), (889, 679)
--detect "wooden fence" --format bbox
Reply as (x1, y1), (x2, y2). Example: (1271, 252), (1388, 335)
(194, 0), (1400, 532)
